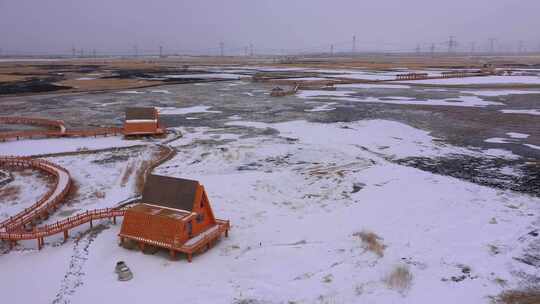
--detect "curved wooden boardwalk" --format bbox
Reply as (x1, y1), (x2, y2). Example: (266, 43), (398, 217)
(0, 145), (176, 250)
(0, 157), (72, 232)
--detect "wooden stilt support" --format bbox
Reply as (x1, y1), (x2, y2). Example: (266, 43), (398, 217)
(187, 253), (192, 263)
(113, 216), (116, 225)
(169, 250), (176, 260)
(138, 242), (145, 252)
(63, 230), (68, 242)
(37, 237), (43, 250)
(89, 219), (93, 229)
(119, 237), (124, 247)
(225, 229), (229, 238)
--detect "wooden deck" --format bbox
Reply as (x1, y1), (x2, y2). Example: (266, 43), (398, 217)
(119, 219), (230, 262)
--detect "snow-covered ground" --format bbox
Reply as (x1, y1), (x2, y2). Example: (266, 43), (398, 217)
(0, 136), (147, 157)
(297, 90), (504, 107)
(336, 83), (410, 89)
(164, 73), (242, 80)
(399, 76), (540, 85)
(461, 90), (540, 96)
(158, 106), (222, 115)
(1, 119), (537, 304)
(500, 109), (540, 116)
(0, 169), (51, 221)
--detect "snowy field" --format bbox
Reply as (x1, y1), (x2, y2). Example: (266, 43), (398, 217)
(0, 136), (148, 157)
(297, 90), (504, 107)
(1, 119), (538, 304)
(399, 76), (540, 85)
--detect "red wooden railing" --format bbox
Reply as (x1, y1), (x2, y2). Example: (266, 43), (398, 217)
(1, 208), (126, 240)
(0, 116), (122, 141)
(0, 156), (71, 232)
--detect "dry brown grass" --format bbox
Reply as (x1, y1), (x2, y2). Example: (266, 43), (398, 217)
(384, 265), (413, 293)
(91, 191), (106, 199)
(134, 147), (172, 193)
(63, 180), (80, 204)
(55, 78), (161, 91)
(353, 230), (386, 257)
(0, 185), (20, 202)
(492, 287), (540, 304)
(134, 160), (150, 194)
(120, 162), (135, 187)
(0, 74), (27, 82)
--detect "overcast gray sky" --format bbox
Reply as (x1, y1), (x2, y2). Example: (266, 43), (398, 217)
(1, 0), (539, 55)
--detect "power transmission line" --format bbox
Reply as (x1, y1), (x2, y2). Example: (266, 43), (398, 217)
(447, 36), (457, 53)
(489, 38), (497, 53)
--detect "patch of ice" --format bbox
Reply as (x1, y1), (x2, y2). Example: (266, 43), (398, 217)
(165, 73), (241, 79)
(228, 115), (242, 120)
(297, 90), (503, 107)
(500, 109), (540, 116)
(506, 132), (529, 139)
(462, 90), (540, 96)
(100, 101), (123, 107)
(524, 144), (540, 150)
(158, 106), (222, 115)
(485, 138), (512, 144)
(285, 77), (327, 81)
(400, 76), (540, 85)
(305, 102), (337, 112)
(336, 83), (411, 89)
(328, 73), (396, 81)
(297, 90), (355, 99)
(150, 89), (171, 94)
(117, 90), (145, 94)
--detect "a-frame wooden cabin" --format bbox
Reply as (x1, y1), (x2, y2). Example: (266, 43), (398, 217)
(119, 174), (230, 262)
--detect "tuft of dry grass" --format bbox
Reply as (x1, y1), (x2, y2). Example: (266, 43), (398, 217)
(0, 185), (21, 202)
(120, 161), (135, 187)
(353, 230), (386, 257)
(384, 265), (413, 293)
(63, 180), (80, 204)
(133, 147), (171, 194)
(492, 287), (540, 304)
(91, 191), (106, 199)
(134, 160), (150, 194)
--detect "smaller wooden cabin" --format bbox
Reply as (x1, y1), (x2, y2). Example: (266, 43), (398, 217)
(123, 107), (164, 136)
(119, 175), (230, 262)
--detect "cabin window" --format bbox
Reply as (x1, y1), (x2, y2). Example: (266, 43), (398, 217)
(200, 199), (204, 208)
(196, 213), (204, 223)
